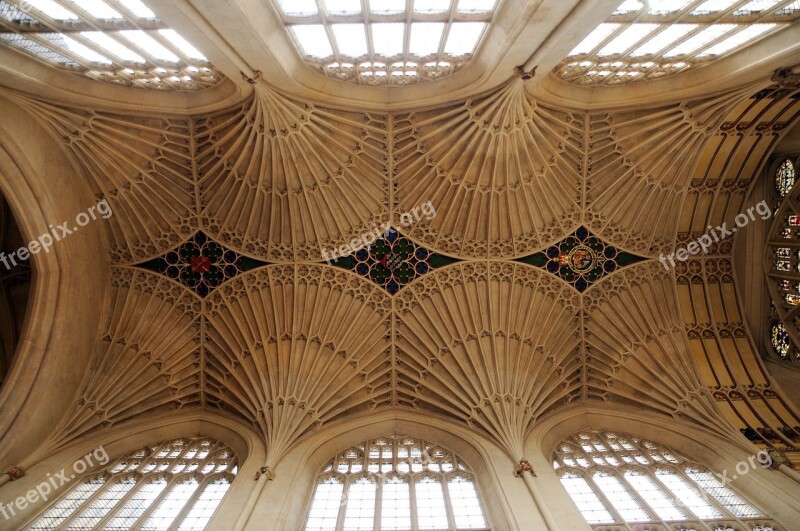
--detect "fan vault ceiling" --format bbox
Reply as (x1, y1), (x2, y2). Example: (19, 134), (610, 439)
(7, 71), (800, 470)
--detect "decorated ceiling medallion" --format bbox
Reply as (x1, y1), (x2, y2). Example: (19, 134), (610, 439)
(135, 231), (268, 297)
(518, 227), (645, 292)
(329, 228), (458, 294)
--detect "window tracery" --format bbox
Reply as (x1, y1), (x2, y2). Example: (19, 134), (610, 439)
(27, 435), (237, 530)
(305, 435), (488, 531)
(553, 430), (775, 530)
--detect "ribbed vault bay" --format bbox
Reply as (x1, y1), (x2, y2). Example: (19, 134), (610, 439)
(11, 76), (800, 467)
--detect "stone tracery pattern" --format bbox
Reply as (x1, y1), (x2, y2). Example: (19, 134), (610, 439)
(395, 262), (582, 458)
(45, 268), (203, 454)
(394, 81), (583, 258)
(14, 73), (800, 471)
(8, 95), (197, 263)
(135, 231), (268, 297)
(518, 226), (645, 292)
(195, 85), (390, 262)
(678, 88), (800, 465)
(204, 265), (393, 465)
(331, 228), (460, 294)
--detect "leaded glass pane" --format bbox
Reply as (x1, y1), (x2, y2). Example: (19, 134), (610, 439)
(772, 322), (791, 357)
(305, 435), (487, 530)
(554, 430), (770, 529)
(275, 0), (498, 85)
(66, 477), (136, 529)
(415, 475), (449, 529)
(177, 478), (232, 531)
(448, 475), (487, 529)
(105, 478), (169, 530)
(29, 478), (105, 530)
(343, 477), (376, 530)
(380, 477), (411, 530)
(556, 0), (799, 85)
(558, 472), (615, 524)
(591, 471), (650, 521)
(684, 468), (760, 518)
(27, 436), (236, 531)
(777, 159), (796, 197)
(654, 469), (723, 519)
(306, 476), (345, 531)
(623, 469), (687, 520)
(0, 0), (221, 90)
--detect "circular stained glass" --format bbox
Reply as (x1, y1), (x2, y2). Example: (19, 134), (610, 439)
(136, 231), (267, 297)
(776, 159), (796, 198)
(342, 229), (457, 294)
(566, 245), (597, 273)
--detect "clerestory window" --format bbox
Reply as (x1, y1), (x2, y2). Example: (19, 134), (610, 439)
(556, 0), (800, 85)
(26, 435), (237, 530)
(0, 0), (220, 90)
(553, 430), (777, 530)
(304, 434), (489, 531)
(271, 0), (499, 86)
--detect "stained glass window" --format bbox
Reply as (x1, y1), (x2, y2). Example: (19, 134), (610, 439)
(305, 435), (488, 530)
(767, 156), (800, 363)
(553, 430), (769, 529)
(330, 228), (458, 295)
(556, 0), (800, 85)
(136, 231), (268, 298)
(271, 0), (499, 85)
(776, 159), (796, 197)
(771, 322), (791, 358)
(27, 436), (237, 530)
(517, 226), (645, 292)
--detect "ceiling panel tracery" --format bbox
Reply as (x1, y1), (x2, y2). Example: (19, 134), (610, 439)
(394, 262), (582, 457)
(195, 85), (390, 262)
(203, 265), (394, 464)
(394, 80), (583, 258)
(15, 73), (800, 469)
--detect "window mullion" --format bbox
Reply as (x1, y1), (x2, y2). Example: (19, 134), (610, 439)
(335, 476), (350, 531)
(375, 474), (383, 531)
(650, 468), (702, 522)
(615, 468), (661, 524)
(583, 469), (627, 527)
(54, 475), (110, 531)
(440, 472), (457, 531)
(130, 475), (180, 531)
(91, 475), (145, 530)
(166, 474), (209, 531)
(409, 473), (419, 531)
(677, 466), (745, 526)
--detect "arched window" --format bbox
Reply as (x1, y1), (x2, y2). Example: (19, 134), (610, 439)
(27, 435), (237, 530)
(304, 435), (488, 531)
(766, 155), (800, 364)
(553, 430), (777, 530)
